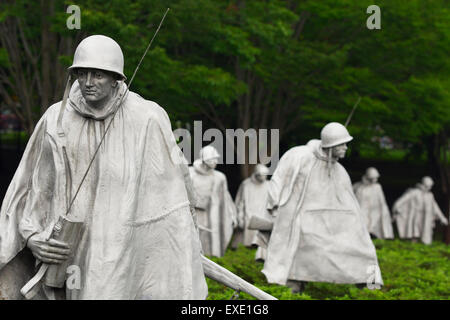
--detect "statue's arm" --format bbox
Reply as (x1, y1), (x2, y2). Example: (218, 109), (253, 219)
(266, 148), (299, 213)
(0, 115), (55, 267)
(432, 196), (448, 225)
(234, 182), (245, 228)
(18, 134), (56, 243)
(392, 190), (413, 216)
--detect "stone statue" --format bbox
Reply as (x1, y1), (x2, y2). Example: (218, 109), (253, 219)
(262, 122), (383, 292)
(0, 35), (208, 299)
(392, 176), (448, 245)
(232, 164), (272, 261)
(189, 145), (237, 257)
(353, 167), (394, 239)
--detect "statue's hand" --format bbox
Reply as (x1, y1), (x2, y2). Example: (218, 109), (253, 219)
(27, 233), (71, 264)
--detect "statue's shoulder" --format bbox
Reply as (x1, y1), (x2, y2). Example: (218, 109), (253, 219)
(126, 91), (170, 124)
(353, 181), (362, 188)
(34, 102), (64, 132)
(238, 177), (252, 189)
(280, 145), (314, 167)
(43, 102), (64, 121)
(213, 170), (227, 182)
(402, 187), (420, 199)
(283, 145), (311, 159)
(424, 190), (436, 201)
(335, 161), (347, 172)
(374, 182), (383, 191)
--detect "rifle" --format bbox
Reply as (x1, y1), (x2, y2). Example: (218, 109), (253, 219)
(195, 223), (276, 299)
(197, 224), (214, 233)
(344, 96), (361, 127)
(201, 255), (277, 300)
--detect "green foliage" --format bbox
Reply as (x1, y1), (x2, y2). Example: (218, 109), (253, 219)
(206, 240), (450, 300)
(342, 0), (450, 147)
(0, 48), (9, 67)
(1, 0), (449, 179)
(0, 131), (29, 145)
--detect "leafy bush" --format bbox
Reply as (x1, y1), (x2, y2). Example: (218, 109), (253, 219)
(206, 239), (450, 300)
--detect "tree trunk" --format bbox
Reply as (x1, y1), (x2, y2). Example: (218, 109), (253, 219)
(426, 132), (450, 244)
(40, 0), (53, 115)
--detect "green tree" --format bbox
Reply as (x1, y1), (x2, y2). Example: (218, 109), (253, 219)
(1, 0), (448, 242)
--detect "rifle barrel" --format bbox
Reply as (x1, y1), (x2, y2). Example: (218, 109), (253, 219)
(201, 255), (277, 300)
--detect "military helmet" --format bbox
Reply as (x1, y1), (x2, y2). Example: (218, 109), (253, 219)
(320, 122), (353, 148)
(200, 145), (220, 161)
(69, 35), (126, 79)
(366, 167), (380, 179)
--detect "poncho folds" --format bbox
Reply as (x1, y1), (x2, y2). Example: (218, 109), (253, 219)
(353, 177), (394, 239)
(189, 161), (236, 257)
(0, 80), (208, 299)
(393, 185), (448, 245)
(232, 174), (271, 261)
(262, 140), (383, 286)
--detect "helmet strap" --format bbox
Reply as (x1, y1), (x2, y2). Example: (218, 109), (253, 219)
(327, 148), (332, 177)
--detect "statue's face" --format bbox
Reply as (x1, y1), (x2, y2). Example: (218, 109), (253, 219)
(77, 68), (117, 107)
(254, 173), (267, 183)
(204, 158), (218, 170)
(423, 182), (433, 192)
(331, 143), (348, 159)
(368, 177), (378, 184)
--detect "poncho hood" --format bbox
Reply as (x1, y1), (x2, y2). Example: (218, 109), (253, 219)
(308, 139), (338, 164)
(250, 173), (264, 184)
(193, 159), (213, 175)
(68, 80), (128, 120)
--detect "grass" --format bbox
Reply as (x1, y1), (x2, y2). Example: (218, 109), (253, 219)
(206, 239), (450, 300)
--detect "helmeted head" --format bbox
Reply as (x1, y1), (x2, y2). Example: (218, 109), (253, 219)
(69, 35), (126, 108)
(69, 35), (126, 80)
(253, 164), (270, 183)
(365, 167), (380, 183)
(320, 122), (353, 159)
(199, 145), (220, 169)
(421, 176), (434, 191)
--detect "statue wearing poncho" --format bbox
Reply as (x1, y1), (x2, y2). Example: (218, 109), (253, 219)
(353, 167), (394, 239)
(189, 146), (237, 258)
(0, 35), (208, 299)
(393, 176), (448, 245)
(232, 164), (272, 261)
(262, 123), (383, 288)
